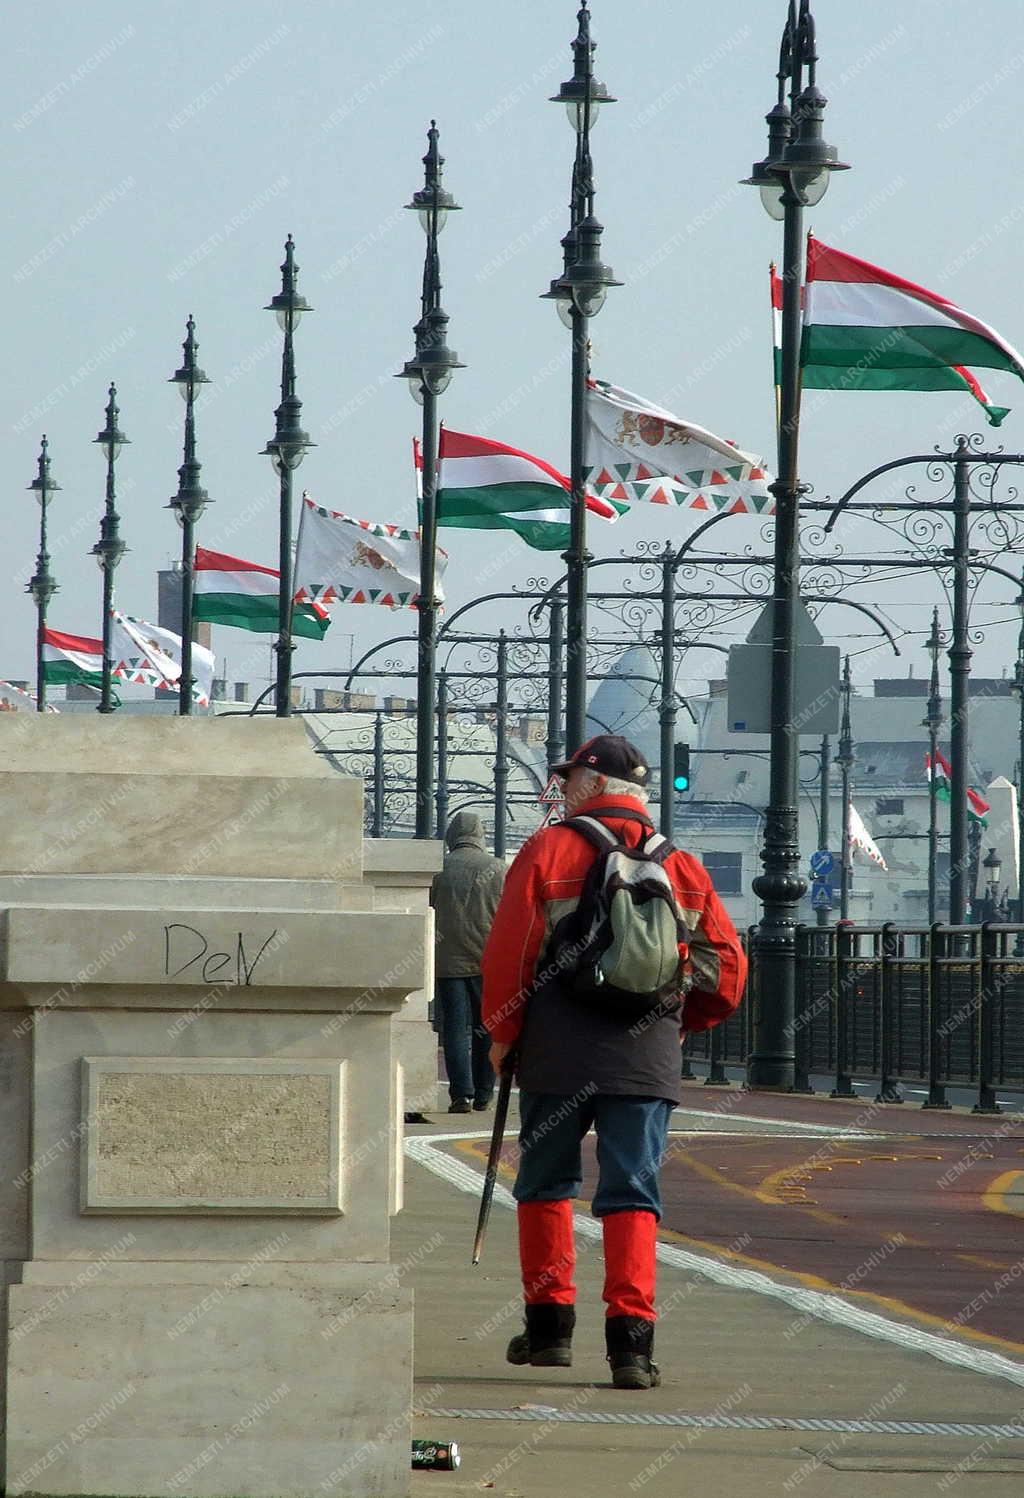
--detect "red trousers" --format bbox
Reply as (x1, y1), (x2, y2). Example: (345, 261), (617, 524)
(517, 1202), (657, 1319)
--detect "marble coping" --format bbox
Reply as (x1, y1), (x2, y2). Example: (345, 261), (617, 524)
(362, 838), (443, 888)
(0, 874), (374, 912)
(0, 906), (427, 1002)
(0, 713), (336, 777)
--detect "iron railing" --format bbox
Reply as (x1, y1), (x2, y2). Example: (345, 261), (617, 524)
(683, 923), (1024, 1111)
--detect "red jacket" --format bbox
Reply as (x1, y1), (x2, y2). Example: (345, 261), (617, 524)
(481, 793), (747, 1046)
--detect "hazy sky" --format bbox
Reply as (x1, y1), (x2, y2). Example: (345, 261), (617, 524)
(5, 0), (1024, 705)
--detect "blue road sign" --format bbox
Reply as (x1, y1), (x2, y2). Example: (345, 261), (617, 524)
(811, 885), (834, 911)
(809, 849), (835, 879)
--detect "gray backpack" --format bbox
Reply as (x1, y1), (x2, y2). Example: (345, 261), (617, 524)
(547, 811), (686, 1016)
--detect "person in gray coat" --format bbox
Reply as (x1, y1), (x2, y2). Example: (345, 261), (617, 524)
(430, 811), (507, 1114)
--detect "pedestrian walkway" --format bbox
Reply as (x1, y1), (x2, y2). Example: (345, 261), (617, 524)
(401, 1088), (1024, 1496)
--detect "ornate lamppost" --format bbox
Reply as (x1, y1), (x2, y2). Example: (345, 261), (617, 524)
(167, 316), (211, 715)
(263, 235), (314, 718)
(27, 436), (60, 711)
(91, 384), (129, 713)
(542, 3), (620, 755)
(742, 0), (847, 1089)
(399, 121), (463, 837)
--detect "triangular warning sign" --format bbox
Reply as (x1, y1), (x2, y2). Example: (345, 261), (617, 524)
(540, 803), (562, 827)
(539, 774), (565, 805)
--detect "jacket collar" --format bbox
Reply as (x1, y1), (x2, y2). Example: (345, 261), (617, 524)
(569, 792), (653, 823)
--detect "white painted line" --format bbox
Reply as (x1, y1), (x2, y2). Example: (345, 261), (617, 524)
(424, 1405), (1024, 1439)
(404, 1135), (1024, 1390)
(672, 1105), (887, 1137)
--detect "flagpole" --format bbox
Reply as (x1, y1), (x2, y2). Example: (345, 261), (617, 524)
(948, 439), (972, 925)
(770, 261), (782, 455)
(168, 316), (211, 716)
(837, 656), (854, 921)
(544, 4), (619, 756)
(400, 122), (463, 839)
(91, 385), (129, 715)
(924, 609), (943, 924)
(263, 235), (314, 720)
(27, 437), (60, 713)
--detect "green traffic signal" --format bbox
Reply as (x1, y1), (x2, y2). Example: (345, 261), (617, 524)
(673, 742), (690, 793)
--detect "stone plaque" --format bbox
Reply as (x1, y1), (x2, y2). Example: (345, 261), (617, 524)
(80, 1058), (345, 1214)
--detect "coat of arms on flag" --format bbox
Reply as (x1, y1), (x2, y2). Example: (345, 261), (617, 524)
(585, 379), (774, 515)
(293, 495), (447, 609)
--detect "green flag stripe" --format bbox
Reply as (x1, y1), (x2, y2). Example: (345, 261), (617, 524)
(436, 511), (568, 550)
(42, 661), (103, 685)
(193, 592), (329, 640)
(436, 481), (569, 519)
(802, 323), (1021, 378)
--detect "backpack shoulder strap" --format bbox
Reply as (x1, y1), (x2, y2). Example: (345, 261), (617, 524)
(640, 831), (675, 865)
(561, 815), (621, 853)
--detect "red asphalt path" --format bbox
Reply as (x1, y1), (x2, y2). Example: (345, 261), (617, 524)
(452, 1085), (1024, 1355)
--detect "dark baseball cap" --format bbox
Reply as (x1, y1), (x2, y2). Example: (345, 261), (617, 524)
(550, 734), (651, 787)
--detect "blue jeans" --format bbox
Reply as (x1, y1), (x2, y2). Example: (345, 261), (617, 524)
(437, 975), (494, 1105)
(513, 1090), (673, 1218)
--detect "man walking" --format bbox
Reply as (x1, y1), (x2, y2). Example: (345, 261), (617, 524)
(481, 735), (746, 1388)
(431, 810), (507, 1115)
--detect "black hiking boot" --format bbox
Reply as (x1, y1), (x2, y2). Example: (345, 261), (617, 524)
(605, 1314), (660, 1389)
(506, 1303), (576, 1368)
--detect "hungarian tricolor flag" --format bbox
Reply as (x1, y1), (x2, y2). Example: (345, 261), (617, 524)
(800, 237), (1021, 426)
(41, 628), (105, 689)
(426, 429), (627, 552)
(925, 749), (990, 826)
(192, 547), (330, 639)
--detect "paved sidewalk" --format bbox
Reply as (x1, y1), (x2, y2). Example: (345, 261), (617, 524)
(401, 1091), (1024, 1497)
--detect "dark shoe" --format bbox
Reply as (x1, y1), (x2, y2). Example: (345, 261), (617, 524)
(605, 1314), (660, 1390)
(506, 1303), (575, 1368)
(472, 1097), (493, 1112)
(448, 1098), (472, 1115)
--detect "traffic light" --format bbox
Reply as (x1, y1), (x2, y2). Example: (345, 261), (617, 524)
(672, 742), (690, 793)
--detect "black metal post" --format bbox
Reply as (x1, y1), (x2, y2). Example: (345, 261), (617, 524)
(659, 546), (677, 839)
(830, 917), (855, 1097)
(372, 712), (385, 837)
(925, 608), (943, 924)
(91, 385), (129, 714)
(947, 438), (971, 923)
(924, 922), (951, 1109)
(546, 594), (565, 772)
(745, 1), (847, 1090)
(816, 733), (831, 927)
(168, 316), (211, 715)
(435, 671), (449, 838)
(546, 5), (618, 755)
(974, 921), (1001, 1114)
(837, 656), (854, 921)
(401, 123), (462, 836)
(27, 436), (60, 711)
(875, 921), (902, 1103)
(494, 633), (509, 859)
(263, 235), (314, 720)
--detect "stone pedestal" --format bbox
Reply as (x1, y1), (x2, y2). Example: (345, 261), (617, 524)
(363, 839), (443, 1117)
(0, 718), (425, 1498)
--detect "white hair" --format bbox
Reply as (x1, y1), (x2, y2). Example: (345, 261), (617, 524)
(577, 769), (650, 805)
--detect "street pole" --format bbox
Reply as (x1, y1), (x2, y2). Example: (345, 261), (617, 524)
(372, 712), (385, 837)
(544, 4), (618, 754)
(436, 670), (449, 837)
(91, 384), (129, 714)
(27, 436), (60, 711)
(546, 594), (565, 772)
(263, 235), (314, 719)
(816, 732), (830, 927)
(836, 656), (854, 920)
(744, 0), (847, 1089)
(947, 437), (971, 923)
(168, 316), (211, 714)
(659, 545), (677, 838)
(1015, 581), (1024, 935)
(494, 632), (509, 858)
(400, 122), (463, 837)
(925, 608), (943, 924)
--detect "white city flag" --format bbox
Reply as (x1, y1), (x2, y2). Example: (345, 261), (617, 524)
(111, 611), (215, 706)
(294, 494), (447, 609)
